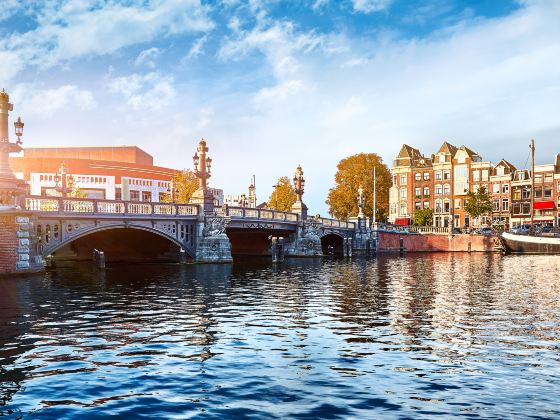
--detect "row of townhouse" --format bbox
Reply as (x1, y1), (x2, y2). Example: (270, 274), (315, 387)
(388, 142), (560, 229)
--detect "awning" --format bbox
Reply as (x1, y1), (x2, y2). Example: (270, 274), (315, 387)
(534, 201), (555, 210)
(395, 218), (411, 226)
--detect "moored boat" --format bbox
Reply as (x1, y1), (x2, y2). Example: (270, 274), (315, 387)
(501, 232), (560, 254)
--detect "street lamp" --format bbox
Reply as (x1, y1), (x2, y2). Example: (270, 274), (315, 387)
(14, 116), (24, 145)
(193, 139), (211, 189)
(54, 162), (74, 198)
(272, 184), (280, 210)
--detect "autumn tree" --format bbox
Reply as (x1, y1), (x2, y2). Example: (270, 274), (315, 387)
(413, 208), (433, 226)
(267, 176), (297, 212)
(326, 153), (391, 221)
(464, 185), (493, 225)
(162, 170), (199, 204)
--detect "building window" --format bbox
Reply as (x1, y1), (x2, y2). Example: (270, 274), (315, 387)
(439, 155), (445, 163)
(435, 171), (442, 180)
(458, 155), (466, 164)
(544, 186), (552, 198)
(142, 191), (152, 202)
(443, 170), (451, 180)
(502, 199), (509, 211)
(544, 173), (553, 183)
(473, 170), (480, 181)
(415, 173), (421, 181)
(115, 188), (122, 200)
(415, 202), (421, 210)
(454, 199), (461, 209)
(496, 167), (505, 176)
(423, 187), (430, 197)
(130, 191), (140, 201)
(534, 186), (543, 199)
(400, 189), (407, 200)
(502, 184), (509, 194)
(415, 187), (421, 198)
(435, 185), (442, 195)
(423, 201), (429, 209)
(493, 200), (500, 211)
(435, 200), (442, 213)
(443, 185), (451, 195)
(481, 170), (489, 181)
(444, 201), (450, 213)
(400, 175), (407, 185)
(400, 204), (407, 215)
(493, 184), (500, 194)
(534, 174), (543, 183)
(522, 187), (531, 199)
(423, 172), (430, 181)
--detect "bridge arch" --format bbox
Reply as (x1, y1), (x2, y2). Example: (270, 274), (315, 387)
(320, 232), (345, 255)
(40, 222), (195, 260)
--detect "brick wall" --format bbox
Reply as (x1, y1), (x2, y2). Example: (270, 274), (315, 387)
(378, 231), (497, 253)
(0, 214), (18, 273)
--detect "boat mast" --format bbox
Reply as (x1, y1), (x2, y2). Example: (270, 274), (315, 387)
(530, 139), (535, 232)
(373, 166), (377, 225)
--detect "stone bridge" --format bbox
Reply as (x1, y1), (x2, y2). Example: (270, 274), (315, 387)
(23, 196), (369, 264)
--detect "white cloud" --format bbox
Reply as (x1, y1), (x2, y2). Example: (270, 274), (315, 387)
(134, 47), (161, 68)
(312, 0), (329, 10)
(186, 35), (209, 60)
(109, 72), (175, 111)
(11, 85), (95, 118)
(0, 0), (214, 80)
(352, 0), (393, 14)
(219, 20), (323, 79)
(253, 79), (309, 103)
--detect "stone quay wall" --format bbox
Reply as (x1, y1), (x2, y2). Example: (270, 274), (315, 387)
(0, 212), (42, 275)
(377, 231), (497, 253)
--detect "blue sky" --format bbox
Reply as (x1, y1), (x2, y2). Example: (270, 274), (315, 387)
(1, 0), (559, 214)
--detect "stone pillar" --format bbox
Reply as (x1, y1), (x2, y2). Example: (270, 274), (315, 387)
(0, 212), (43, 275)
(195, 215), (232, 263)
(0, 89), (44, 275)
(284, 217), (322, 257)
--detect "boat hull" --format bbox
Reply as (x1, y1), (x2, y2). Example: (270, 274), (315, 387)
(501, 232), (560, 254)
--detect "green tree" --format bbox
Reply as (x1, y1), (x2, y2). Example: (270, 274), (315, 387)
(464, 185), (493, 224)
(413, 208), (433, 226)
(162, 170), (199, 204)
(326, 153), (391, 220)
(267, 176), (297, 212)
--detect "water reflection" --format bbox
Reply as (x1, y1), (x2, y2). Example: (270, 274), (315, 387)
(1, 254), (559, 418)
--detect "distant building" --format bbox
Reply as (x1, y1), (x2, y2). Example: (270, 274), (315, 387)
(389, 141), (560, 229)
(9, 146), (223, 204)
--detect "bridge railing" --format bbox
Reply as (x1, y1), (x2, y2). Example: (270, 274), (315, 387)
(221, 206), (299, 222)
(407, 225), (450, 235)
(318, 217), (356, 229)
(24, 197), (199, 216)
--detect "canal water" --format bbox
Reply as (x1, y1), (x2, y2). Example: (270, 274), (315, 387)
(1, 254), (559, 419)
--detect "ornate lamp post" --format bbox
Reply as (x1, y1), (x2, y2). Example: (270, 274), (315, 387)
(357, 185), (365, 218)
(53, 163), (75, 198)
(291, 164), (308, 219)
(189, 138), (215, 214)
(0, 89), (25, 208)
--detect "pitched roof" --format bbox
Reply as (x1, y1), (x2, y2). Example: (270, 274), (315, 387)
(495, 159), (516, 171)
(436, 141), (457, 155)
(457, 145), (478, 157)
(397, 144), (422, 159)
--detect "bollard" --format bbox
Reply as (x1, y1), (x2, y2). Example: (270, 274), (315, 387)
(271, 237), (278, 263)
(343, 238), (348, 257)
(399, 237), (404, 255)
(372, 238), (377, 256)
(97, 251), (105, 269)
(347, 238), (353, 257)
(278, 237), (285, 262)
(179, 248), (187, 263)
(468, 241), (472, 253)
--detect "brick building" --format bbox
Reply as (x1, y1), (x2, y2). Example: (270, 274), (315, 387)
(389, 141), (560, 229)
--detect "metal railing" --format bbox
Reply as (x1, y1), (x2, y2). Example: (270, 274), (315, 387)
(24, 197), (199, 216)
(407, 226), (451, 234)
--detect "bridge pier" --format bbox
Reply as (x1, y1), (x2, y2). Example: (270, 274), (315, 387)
(195, 215), (232, 263)
(0, 211), (44, 275)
